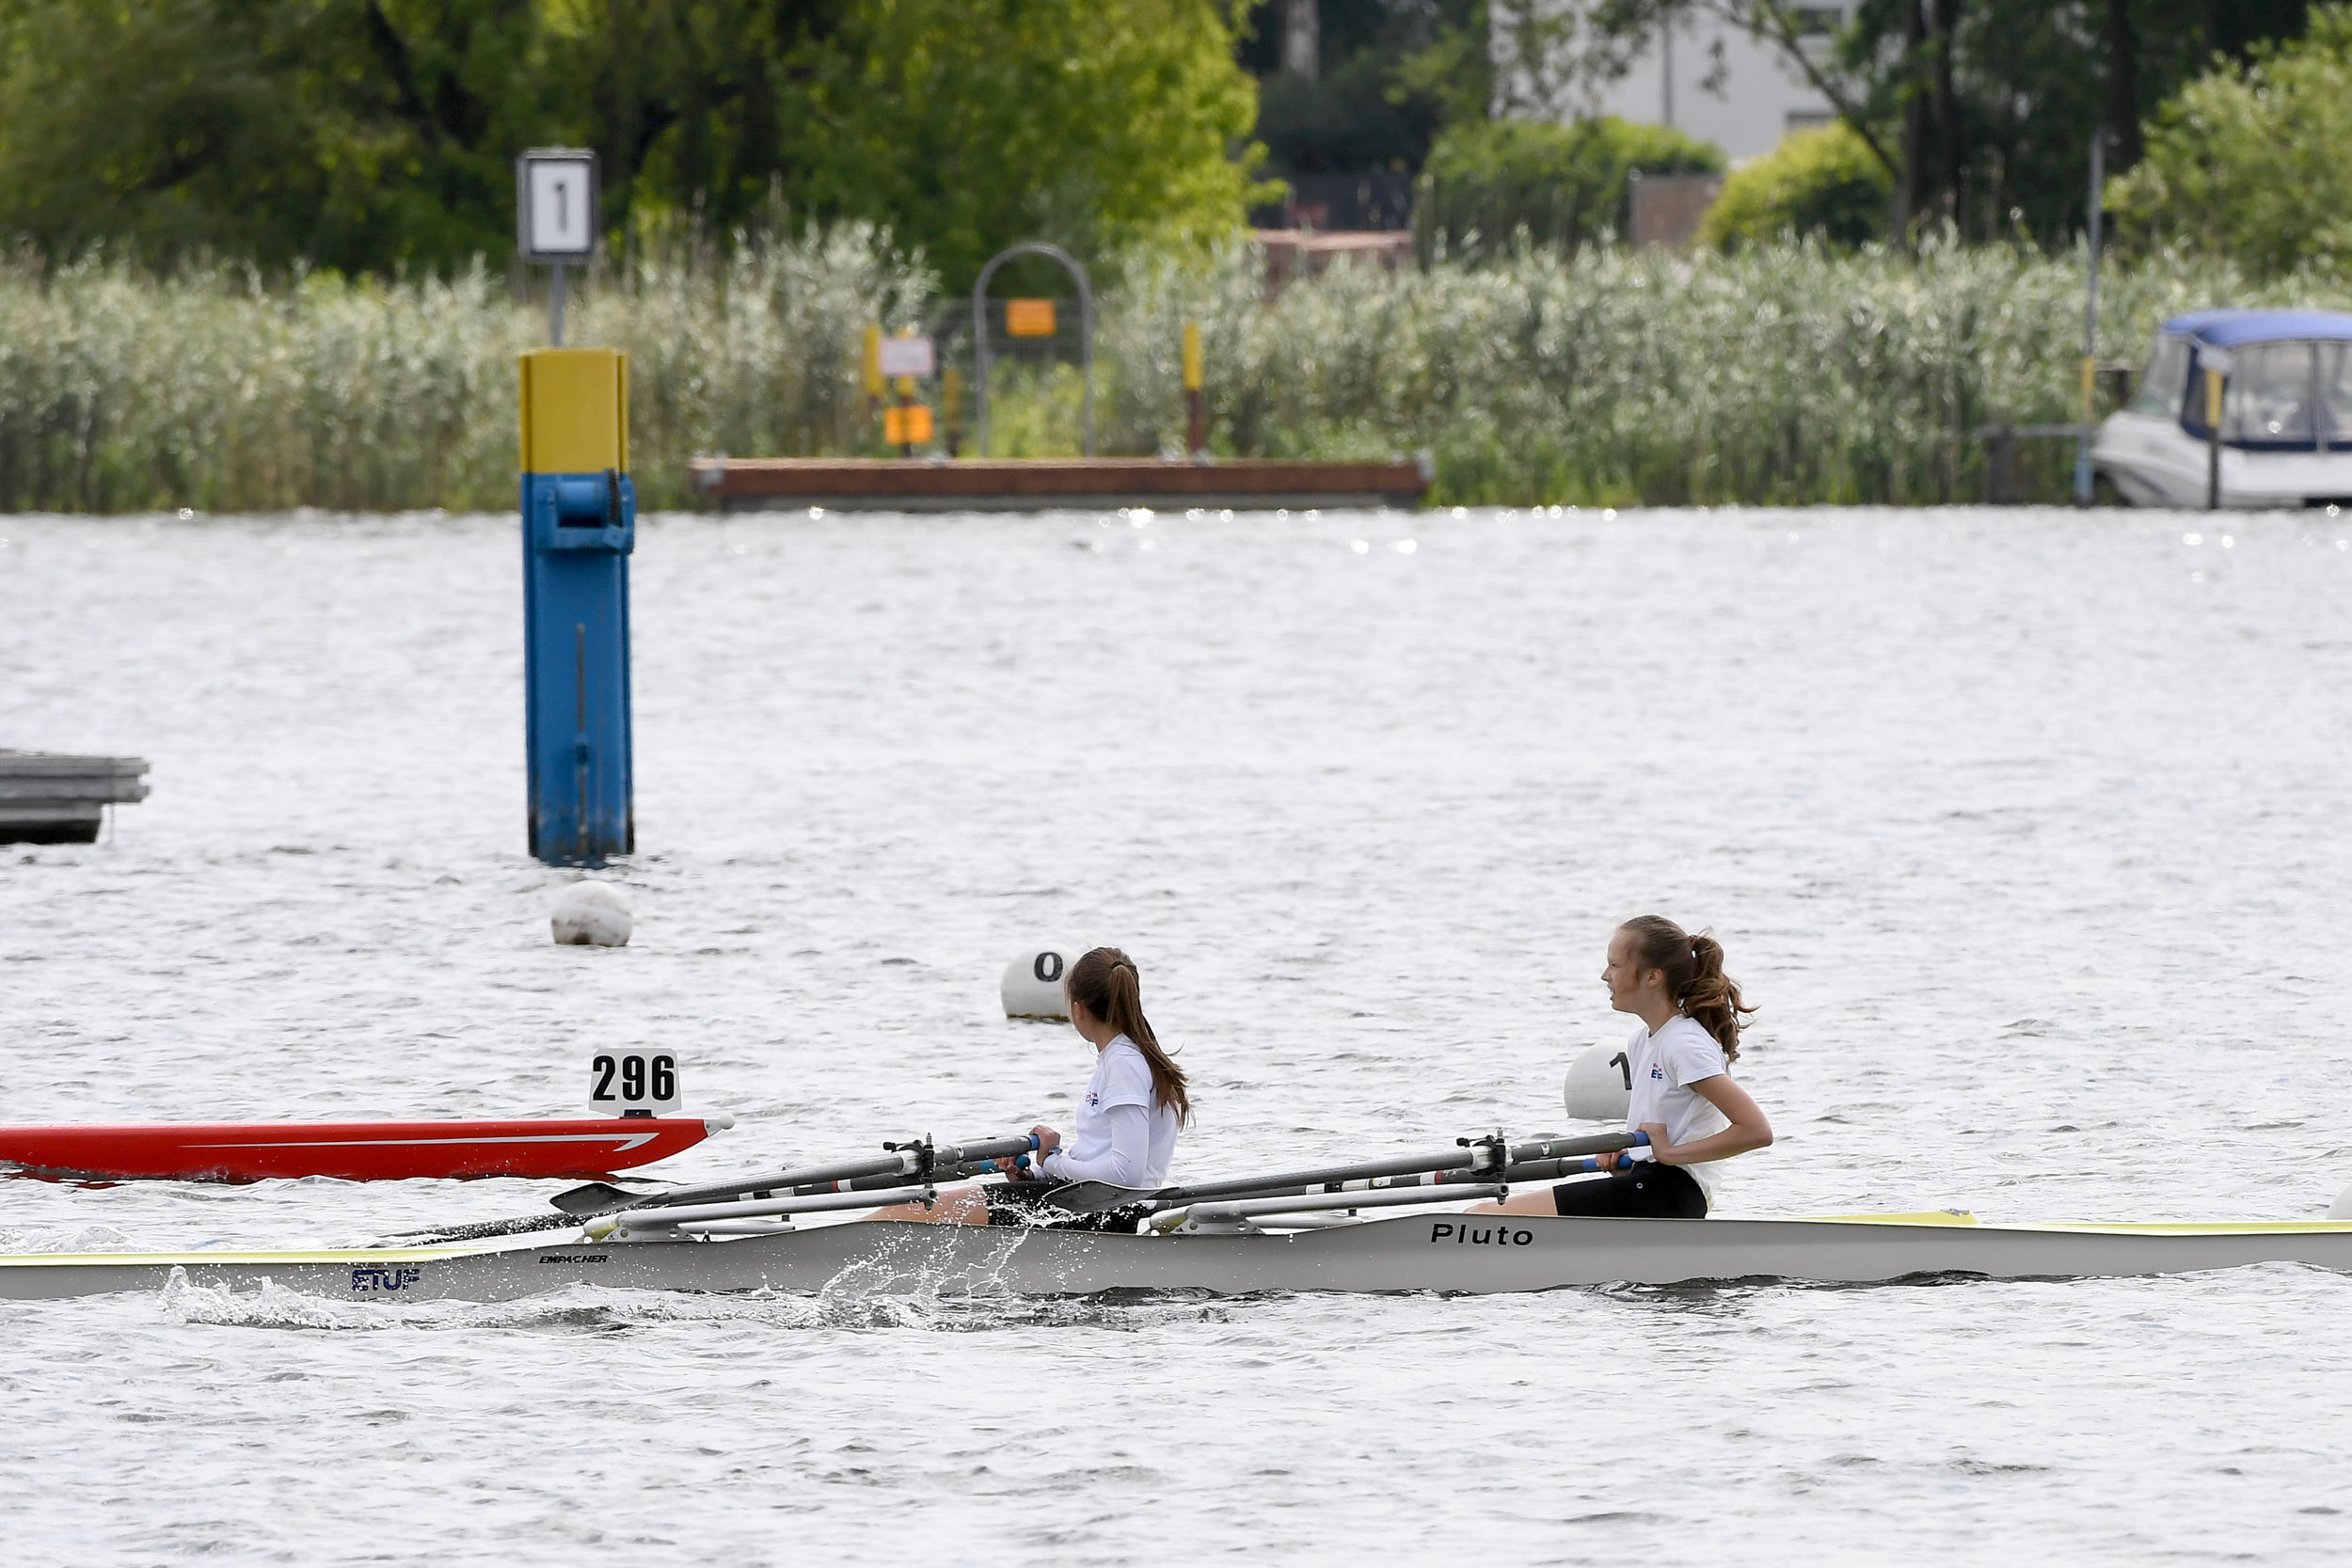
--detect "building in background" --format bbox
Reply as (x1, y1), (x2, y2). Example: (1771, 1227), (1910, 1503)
(1502, 3), (1847, 165)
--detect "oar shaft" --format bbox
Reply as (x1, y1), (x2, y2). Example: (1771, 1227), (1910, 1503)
(788, 1156), (1022, 1196)
(596, 1185), (933, 1231)
(1350, 1148), (1648, 1191)
(1146, 1131), (1646, 1207)
(634, 1134), (1037, 1212)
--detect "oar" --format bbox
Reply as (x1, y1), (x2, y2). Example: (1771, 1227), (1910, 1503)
(547, 1132), (1041, 1217)
(387, 1134), (1039, 1245)
(1043, 1130), (1649, 1215)
(1343, 1145), (1652, 1192)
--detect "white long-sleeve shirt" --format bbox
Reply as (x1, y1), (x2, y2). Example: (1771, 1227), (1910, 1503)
(1038, 1035), (1180, 1189)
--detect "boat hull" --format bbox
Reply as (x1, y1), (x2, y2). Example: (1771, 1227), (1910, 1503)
(0, 1118), (718, 1182)
(2092, 411), (2352, 509)
(8, 1213), (2352, 1303)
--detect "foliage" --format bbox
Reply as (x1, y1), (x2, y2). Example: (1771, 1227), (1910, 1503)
(0, 223), (930, 513)
(1696, 123), (1892, 251)
(1412, 116), (1724, 260)
(1237, 0), (1486, 178)
(1512, 0), (2318, 245)
(0, 0), (554, 274)
(0, 225), (2296, 513)
(786, 0), (1261, 292)
(2106, 4), (2352, 277)
(0, 0), (1259, 289)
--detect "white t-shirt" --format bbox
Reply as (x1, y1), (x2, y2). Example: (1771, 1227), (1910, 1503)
(1624, 1015), (1734, 1197)
(1039, 1035), (1180, 1190)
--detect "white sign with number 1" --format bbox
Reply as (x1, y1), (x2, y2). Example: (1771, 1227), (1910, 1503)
(517, 150), (596, 261)
(591, 1051), (681, 1116)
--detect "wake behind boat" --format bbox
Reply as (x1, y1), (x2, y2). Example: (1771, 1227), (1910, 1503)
(7, 1127), (2350, 1303)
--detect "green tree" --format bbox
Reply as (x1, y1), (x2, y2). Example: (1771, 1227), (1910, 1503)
(784, 0), (1261, 290)
(1413, 114), (1723, 259)
(1695, 121), (1889, 250)
(0, 0), (1261, 286)
(0, 0), (551, 273)
(1521, 0), (2316, 245)
(2106, 3), (2352, 276)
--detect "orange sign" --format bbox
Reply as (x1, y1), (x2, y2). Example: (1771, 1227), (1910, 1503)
(882, 404), (934, 444)
(1005, 298), (1057, 338)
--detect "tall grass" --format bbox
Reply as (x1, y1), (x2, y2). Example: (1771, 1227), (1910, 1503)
(1104, 238), (2319, 505)
(0, 230), (2323, 512)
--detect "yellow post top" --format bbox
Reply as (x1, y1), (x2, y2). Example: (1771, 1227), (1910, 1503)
(1182, 322), (1204, 392)
(863, 325), (883, 396)
(519, 349), (628, 474)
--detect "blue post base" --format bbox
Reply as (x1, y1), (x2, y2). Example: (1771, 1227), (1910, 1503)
(522, 470), (636, 865)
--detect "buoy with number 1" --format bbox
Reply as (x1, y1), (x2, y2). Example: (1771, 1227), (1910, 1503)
(1564, 1040), (1634, 1121)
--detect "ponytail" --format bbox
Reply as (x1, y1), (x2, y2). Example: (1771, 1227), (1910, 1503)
(1066, 946), (1191, 1125)
(1619, 916), (1756, 1061)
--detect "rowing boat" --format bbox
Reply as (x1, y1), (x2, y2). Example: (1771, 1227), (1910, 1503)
(11, 1125), (2348, 1303)
(0, 1117), (731, 1182)
(8, 1210), (2352, 1304)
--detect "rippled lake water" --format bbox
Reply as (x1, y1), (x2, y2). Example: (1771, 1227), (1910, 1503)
(5, 505), (2352, 1561)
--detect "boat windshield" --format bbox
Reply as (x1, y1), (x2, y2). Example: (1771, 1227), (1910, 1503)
(2130, 336), (2190, 418)
(2320, 343), (2352, 449)
(2219, 341), (2318, 447)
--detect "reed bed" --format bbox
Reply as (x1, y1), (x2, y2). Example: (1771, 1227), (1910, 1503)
(0, 231), (2318, 513)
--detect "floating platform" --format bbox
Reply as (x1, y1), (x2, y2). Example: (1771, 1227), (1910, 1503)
(691, 456), (1432, 514)
(0, 750), (149, 844)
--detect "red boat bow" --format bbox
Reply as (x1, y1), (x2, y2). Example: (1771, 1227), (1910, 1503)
(0, 1117), (727, 1182)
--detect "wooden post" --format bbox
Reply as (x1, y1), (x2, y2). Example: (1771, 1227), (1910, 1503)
(1985, 423), (2017, 505)
(1183, 322), (1205, 457)
(2205, 362), (2225, 511)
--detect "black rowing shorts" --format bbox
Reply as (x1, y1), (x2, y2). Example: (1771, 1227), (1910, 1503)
(983, 1181), (1148, 1233)
(1551, 1163), (1707, 1219)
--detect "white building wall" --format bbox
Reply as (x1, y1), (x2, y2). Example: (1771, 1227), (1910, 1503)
(1498, 3), (1845, 165)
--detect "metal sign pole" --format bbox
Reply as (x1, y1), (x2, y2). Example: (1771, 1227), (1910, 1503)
(2074, 127), (2106, 507)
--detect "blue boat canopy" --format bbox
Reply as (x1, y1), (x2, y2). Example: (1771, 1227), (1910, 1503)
(2161, 309), (2352, 346)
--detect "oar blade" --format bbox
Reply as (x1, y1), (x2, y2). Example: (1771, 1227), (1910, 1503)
(549, 1180), (642, 1216)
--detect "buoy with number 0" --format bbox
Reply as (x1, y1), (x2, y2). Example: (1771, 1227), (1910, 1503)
(1564, 1040), (1633, 1121)
(552, 879), (632, 946)
(1001, 947), (1073, 1019)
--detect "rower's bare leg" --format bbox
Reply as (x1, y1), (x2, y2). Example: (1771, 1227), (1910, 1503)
(1468, 1189), (1559, 1217)
(860, 1184), (990, 1225)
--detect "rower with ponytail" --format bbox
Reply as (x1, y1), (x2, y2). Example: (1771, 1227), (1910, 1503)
(861, 946), (1190, 1230)
(1475, 916), (1772, 1223)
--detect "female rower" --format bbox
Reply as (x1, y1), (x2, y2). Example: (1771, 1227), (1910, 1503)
(866, 945), (1190, 1227)
(1477, 916), (1771, 1220)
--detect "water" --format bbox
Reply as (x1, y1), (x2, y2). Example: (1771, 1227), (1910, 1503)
(4, 506), (2352, 1560)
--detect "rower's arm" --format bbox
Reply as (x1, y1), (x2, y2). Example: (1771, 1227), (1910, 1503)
(1039, 1103), (1151, 1186)
(1651, 1075), (1772, 1166)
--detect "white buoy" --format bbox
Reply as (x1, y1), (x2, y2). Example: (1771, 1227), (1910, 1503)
(551, 880), (632, 947)
(1563, 1041), (1632, 1121)
(2329, 1182), (2352, 1221)
(1001, 947), (1074, 1019)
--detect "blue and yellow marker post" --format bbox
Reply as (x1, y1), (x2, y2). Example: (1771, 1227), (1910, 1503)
(518, 348), (635, 864)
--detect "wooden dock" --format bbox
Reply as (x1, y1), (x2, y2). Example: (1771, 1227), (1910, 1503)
(691, 456), (1432, 513)
(0, 750), (149, 844)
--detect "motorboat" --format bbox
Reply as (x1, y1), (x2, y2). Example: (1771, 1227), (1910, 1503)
(2093, 309), (2352, 508)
